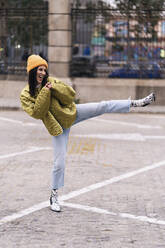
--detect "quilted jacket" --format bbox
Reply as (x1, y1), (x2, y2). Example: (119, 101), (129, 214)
(20, 77), (77, 136)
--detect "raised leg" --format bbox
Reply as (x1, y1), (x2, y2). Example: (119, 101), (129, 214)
(74, 100), (131, 125)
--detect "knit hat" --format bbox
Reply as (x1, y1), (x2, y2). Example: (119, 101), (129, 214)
(27, 54), (48, 73)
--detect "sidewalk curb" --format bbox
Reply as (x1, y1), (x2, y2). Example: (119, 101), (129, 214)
(0, 106), (21, 111)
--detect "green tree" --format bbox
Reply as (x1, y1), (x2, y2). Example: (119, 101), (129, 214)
(7, 0), (48, 52)
(115, 0), (165, 36)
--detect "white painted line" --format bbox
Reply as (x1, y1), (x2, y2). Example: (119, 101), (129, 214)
(93, 117), (162, 129)
(1, 159), (165, 226)
(72, 133), (145, 141)
(119, 212), (165, 225)
(60, 160), (165, 201)
(61, 202), (115, 215)
(0, 117), (23, 125)
(0, 201), (49, 225)
(138, 114), (165, 119)
(72, 133), (165, 142)
(0, 116), (162, 130)
(0, 117), (41, 127)
(0, 147), (52, 160)
(145, 135), (165, 140)
(61, 202), (165, 226)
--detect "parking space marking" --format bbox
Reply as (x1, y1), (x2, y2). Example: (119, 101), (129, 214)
(72, 133), (165, 141)
(60, 159), (165, 201)
(0, 117), (41, 127)
(0, 116), (162, 129)
(1, 159), (165, 226)
(138, 114), (165, 119)
(93, 117), (162, 129)
(0, 147), (52, 160)
(61, 202), (165, 226)
(145, 135), (165, 140)
(0, 201), (49, 226)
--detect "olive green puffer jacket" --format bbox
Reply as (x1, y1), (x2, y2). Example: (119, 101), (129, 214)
(20, 77), (77, 136)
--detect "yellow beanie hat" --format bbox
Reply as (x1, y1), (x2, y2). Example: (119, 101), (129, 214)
(27, 54), (48, 73)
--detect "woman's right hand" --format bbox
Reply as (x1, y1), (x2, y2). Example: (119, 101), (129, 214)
(45, 82), (52, 89)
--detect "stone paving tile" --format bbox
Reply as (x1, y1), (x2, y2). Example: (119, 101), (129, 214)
(0, 111), (165, 247)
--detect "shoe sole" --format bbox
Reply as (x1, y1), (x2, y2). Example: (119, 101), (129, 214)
(50, 206), (61, 212)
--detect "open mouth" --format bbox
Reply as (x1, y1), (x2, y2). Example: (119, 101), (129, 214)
(37, 75), (44, 82)
(37, 75), (44, 83)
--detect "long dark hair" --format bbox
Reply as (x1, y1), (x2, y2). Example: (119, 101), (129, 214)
(28, 67), (48, 97)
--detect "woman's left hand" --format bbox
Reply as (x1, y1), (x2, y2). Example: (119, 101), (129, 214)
(45, 82), (52, 89)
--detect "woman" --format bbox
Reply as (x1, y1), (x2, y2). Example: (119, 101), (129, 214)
(20, 54), (155, 212)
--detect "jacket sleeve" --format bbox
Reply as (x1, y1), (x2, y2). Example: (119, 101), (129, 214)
(50, 78), (76, 105)
(20, 87), (51, 119)
(42, 111), (63, 136)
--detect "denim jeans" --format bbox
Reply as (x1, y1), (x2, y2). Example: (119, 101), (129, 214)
(51, 100), (131, 189)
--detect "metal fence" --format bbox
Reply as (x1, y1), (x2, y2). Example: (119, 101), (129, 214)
(1, 4), (165, 79)
(0, 7), (48, 75)
(70, 8), (165, 78)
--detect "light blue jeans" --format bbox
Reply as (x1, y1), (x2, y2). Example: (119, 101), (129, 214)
(52, 100), (131, 189)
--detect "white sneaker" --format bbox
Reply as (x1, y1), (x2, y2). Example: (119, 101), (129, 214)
(131, 92), (156, 107)
(50, 189), (61, 212)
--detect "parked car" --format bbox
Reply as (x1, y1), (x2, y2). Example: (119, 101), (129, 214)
(70, 56), (95, 77)
(108, 62), (162, 79)
(93, 55), (110, 77)
(93, 55), (109, 65)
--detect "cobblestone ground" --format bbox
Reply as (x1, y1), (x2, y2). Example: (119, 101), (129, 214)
(0, 110), (165, 247)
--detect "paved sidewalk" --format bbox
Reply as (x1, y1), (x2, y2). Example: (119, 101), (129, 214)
(131, 105), (165, 114)
(0, 98), (20, 110)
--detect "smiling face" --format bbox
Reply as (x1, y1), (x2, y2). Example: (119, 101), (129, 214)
(36, 65), (47, 84)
